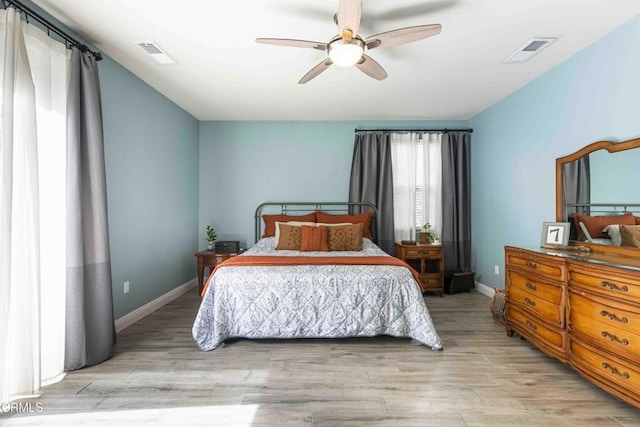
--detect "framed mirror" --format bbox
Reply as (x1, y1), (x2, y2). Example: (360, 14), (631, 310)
(556, 137), (640, 257)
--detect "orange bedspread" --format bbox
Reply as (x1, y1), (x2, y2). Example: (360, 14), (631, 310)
(201, 255), (423, 296)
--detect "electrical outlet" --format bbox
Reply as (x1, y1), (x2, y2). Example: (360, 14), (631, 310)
(494, 265), (500, 275)
(124, 281), (130, 294)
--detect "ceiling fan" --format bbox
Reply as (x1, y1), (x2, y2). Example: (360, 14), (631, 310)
(256, 0), (442, 84)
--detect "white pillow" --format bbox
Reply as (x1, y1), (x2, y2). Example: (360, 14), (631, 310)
(603, 224), (623, 246)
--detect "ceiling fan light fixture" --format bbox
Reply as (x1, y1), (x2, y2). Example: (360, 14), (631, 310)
(328, 38), (364, 67)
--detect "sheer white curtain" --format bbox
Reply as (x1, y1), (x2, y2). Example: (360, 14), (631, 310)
(1, 8), (68, 404)
(390, 132), (442, 242)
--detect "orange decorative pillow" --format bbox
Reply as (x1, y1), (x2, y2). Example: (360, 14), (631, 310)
(327, 223), (363, 251)
(315, 211), (373, 239)
(300, 225), (329, 252)
(620, 225), (640, 248)
(262, 212), (316, 238)
(274, 224), (303, 250)
(573, 212), (635, 239)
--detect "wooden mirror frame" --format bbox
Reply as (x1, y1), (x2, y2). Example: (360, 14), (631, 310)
(556, 136), (640, 256)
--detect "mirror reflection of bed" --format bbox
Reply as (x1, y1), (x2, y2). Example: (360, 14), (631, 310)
(556, 137), (640, 255)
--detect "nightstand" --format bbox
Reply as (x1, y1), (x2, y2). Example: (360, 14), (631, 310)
(194, 250), (238, 295)
(394, 242), (444, 296)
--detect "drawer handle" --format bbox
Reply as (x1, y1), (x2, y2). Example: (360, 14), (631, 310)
(600, 281), (629, 293)
(525, 282), (537, 291)
(525, 320), (538, 331)
(601, 331), (629, 346)
(602, 362), (630, 379)
(524, 297), (536, 307)
(525, 261), (537, 269)
(600, 310), (629, 324)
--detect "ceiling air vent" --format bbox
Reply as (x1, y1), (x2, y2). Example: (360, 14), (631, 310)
(504, 37), (556, 63)
(134, 41), (176, 64)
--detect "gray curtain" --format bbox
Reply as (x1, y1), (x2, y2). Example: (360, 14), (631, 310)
(65, 48), (115, 370)
(563, 156), (590, 216)
(348, 132), (395, 254)
(441, 132), (471, 271)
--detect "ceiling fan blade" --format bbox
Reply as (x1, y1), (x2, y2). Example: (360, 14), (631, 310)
(337, 0), (362, 40)
(298, 59), (333, 84)
(355, 54), (387, 81)
(256, 38), (327, 51)
(365, 24), (442, 50)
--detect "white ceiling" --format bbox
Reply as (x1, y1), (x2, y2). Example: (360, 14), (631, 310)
(32, 0), (640, 121)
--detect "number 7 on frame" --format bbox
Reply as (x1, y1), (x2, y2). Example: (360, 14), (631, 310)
(541, 222), (570, 247)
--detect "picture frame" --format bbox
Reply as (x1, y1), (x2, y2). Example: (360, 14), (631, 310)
(541, 222), (570, 247)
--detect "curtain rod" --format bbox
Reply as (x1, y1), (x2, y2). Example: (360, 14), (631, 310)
(3, 0), (102, 61)
(354, 128), (473, 133)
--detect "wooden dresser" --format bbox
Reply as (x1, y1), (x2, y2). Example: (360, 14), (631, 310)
(505, 247), (567, 361)
(395, 243), (444, 296)
(505, 246), (640, 408)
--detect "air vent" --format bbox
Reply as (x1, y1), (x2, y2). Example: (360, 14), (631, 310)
(504, 37), (556, 63)
(134, 41), (176, 64)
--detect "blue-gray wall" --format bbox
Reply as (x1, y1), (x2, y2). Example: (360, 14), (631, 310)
(101, 57), (199, 319)
(198, 120), (468, 249)
(469, 14), (640, 289)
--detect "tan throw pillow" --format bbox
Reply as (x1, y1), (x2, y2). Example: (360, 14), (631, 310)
(315, 211), (374, 240)
(300, 225), (329, 252)
(274, 221), (316, 243)
(620, 225), (640, 248)
(327, 223), (363, 251)
(275, 224), (302, 250)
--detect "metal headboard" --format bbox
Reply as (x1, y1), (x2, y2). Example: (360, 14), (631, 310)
(567, 203), (640, 216)
(254, 201), (378, 244)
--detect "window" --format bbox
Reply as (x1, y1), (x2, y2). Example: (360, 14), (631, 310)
(391, 133), (442, 242)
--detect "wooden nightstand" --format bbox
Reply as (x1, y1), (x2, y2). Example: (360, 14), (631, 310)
(395, 242), (444, 296)
(194, 250), (238, 295)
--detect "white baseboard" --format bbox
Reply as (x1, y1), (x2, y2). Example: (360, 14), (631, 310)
(115, 278), (197, 333)
(474, 280), (497, 298)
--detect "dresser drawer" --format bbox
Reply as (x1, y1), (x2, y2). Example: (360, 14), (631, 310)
(569, 290), (640, 359)
(569, 338), (640, 406)
(507, 269), (563, 305)
(507, 304), (566, 354)
(505, 249), (566, 281)
(568, 263), (640, 305)
(509, 285), (564, 327)
(401, 246), (441, 258)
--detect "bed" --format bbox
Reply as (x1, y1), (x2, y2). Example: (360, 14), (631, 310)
(192, 202), (443, 351)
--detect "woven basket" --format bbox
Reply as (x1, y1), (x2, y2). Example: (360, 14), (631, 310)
(489, 287), (506, 324)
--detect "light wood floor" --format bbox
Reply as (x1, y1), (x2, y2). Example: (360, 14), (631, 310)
(2, 290), (639, 426)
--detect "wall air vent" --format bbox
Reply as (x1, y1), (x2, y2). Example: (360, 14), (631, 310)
(134, 41), (176, 64)
(504, 37), (557, 63)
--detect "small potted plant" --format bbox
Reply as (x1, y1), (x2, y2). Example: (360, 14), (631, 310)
(206, 225), (217, 250)
(417, 223), (437, 245)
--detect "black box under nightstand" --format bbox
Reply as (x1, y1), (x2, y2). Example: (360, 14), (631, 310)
(444, 270), (475, 295)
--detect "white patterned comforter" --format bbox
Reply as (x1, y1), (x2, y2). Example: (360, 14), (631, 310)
(192, 237), (443, 351)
